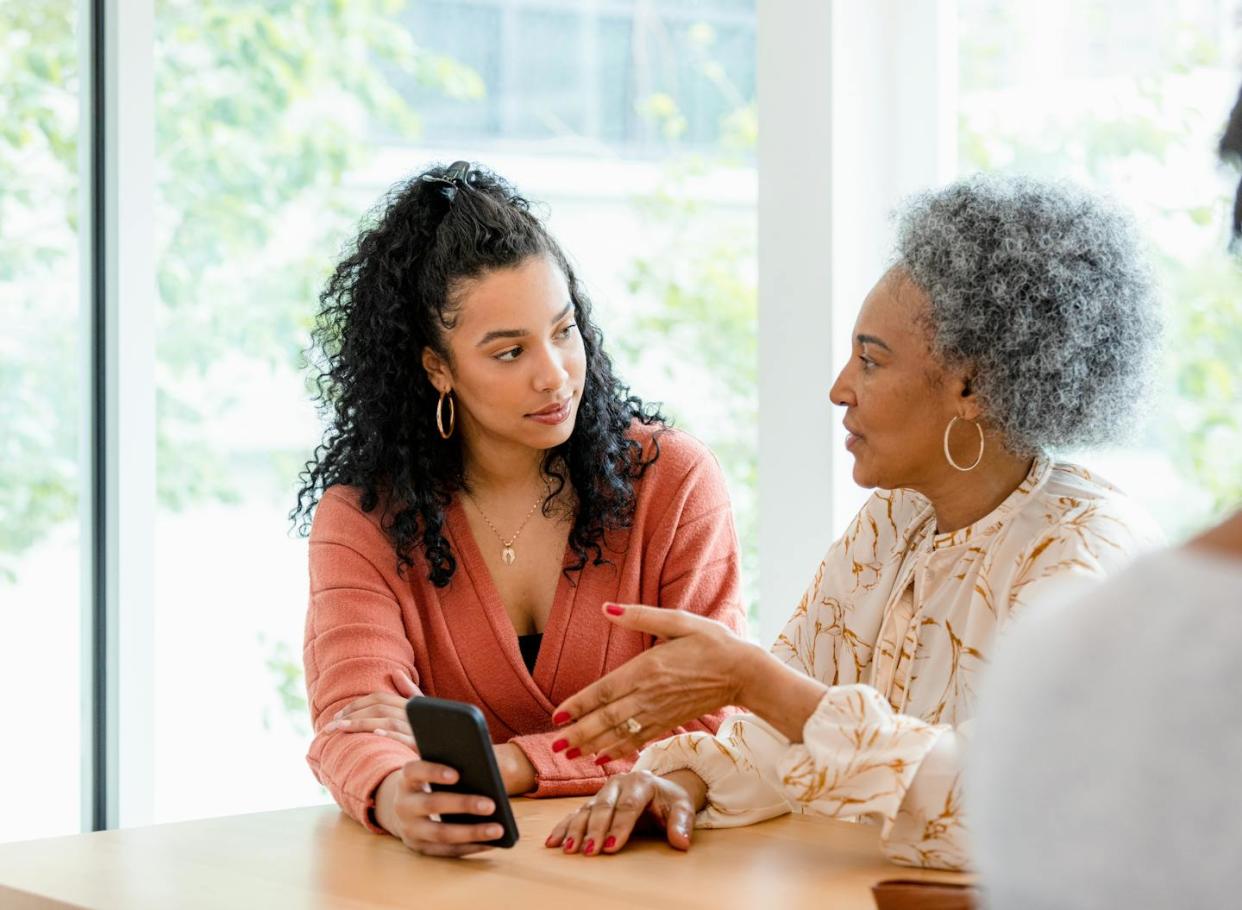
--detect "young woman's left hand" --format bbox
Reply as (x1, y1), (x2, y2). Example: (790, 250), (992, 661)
(323, 671), (421, 748)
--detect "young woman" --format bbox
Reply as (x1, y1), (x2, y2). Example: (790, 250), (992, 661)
(292, 162), (744, 857)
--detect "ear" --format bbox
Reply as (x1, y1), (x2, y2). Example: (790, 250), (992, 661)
(951, 370), (983, 422)
(421, 346), (452, 394)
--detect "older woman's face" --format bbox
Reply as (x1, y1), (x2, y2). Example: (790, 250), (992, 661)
(423, 254), (587, 454)
(830, 267), (972, 490)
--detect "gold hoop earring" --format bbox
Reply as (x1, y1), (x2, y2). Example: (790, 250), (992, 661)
(943, 416), (984, 471)
(436, 390), (455, 440)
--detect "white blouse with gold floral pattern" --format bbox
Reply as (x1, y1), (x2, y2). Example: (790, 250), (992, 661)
(632, 457), (1162, 870)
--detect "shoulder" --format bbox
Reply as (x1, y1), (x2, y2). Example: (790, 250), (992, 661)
(310, 484), (390, 548)
(1024, 461), (1164, 555)
(629, 422), (725, 490)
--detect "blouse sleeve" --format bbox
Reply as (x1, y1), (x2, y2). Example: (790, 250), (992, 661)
(635, 490), (1156, 871)
(303, 488), (420, 833)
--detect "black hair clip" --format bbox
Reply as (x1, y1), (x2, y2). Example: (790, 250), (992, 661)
(420, 160), (474, 203)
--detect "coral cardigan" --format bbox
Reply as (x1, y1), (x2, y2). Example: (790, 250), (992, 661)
(303, 427), (745, 831)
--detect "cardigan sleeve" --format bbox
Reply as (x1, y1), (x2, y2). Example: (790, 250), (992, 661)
(303, 487), (420, 833)
(509, 435), (748, 796)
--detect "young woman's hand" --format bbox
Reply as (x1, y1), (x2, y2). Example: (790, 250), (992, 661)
(325, 672), (421, 748)
(374, 760), (506, 857)
(544, 769), (707, 856)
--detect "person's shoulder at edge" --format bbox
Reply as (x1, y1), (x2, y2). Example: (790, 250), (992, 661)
(625, 420), (722, 488)
(309, 483), (392, 545)
(1034, 459), (1165, 549)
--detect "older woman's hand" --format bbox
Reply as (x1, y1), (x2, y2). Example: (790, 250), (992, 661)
(545, 769), (707, 856)
(550, 603), (761, 762)
(323, 672), (421, 749)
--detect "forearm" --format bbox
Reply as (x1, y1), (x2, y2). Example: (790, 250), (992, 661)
(735, 642), (828, 742)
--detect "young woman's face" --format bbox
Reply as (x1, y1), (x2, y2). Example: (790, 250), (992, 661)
(424, 254), (588, 455)
(829, 266), (975, 490)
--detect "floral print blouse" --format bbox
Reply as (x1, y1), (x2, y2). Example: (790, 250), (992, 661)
(632, 456), (1162, 870)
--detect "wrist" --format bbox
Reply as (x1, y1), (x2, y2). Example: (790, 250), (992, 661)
(372, 769), (403, 836)
(732, 639), (772, 710)
(663, 768), (709, 813)
(496, 742), (537, 795)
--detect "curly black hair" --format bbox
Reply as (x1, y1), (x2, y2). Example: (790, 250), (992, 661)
(291, 162), (666, 586)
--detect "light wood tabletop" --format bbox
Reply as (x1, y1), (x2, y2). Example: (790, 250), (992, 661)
(0, 798), (971, 909)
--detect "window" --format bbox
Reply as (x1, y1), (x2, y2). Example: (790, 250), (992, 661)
(958, 0), (1242, 533)
(0, 0), (84, 842)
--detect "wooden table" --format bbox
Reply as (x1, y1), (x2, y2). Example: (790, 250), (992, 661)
(0, 798), (970, 909)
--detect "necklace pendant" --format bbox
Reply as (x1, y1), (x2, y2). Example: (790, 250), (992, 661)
(502, 546), (516, 566)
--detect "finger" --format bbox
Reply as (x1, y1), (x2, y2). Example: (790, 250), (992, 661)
(558, 693), (651, 759)
(402, 760), (458, 788)
(416, 792), (497, 819)
(580, 780), (622, 857)
(393, 672), (422, 699)
(326, 707), (411, 733)
(551, 670), (642, 742)
(407, 817), (505, 846)
(561, 803), (594, 855)
(413, 842), (493, 858)
(603, 774), (657, 853)
(334, 691), (407, 720)
(599, 602), (707, 641)
(662, 799), (695, 852)
(373, 728), (418, 749)
(544, 810), (574, 848)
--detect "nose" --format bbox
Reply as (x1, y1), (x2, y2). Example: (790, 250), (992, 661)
(829, 358), (854, 408)
(532, 342), (571, 393)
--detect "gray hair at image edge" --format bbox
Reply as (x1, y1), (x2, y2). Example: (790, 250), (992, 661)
(893, 174), (1162, 457)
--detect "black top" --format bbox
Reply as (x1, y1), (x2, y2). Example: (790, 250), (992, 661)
(517, 632), (543, 674)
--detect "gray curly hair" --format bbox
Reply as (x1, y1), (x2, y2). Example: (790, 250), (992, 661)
(895, 175), (1161, 456)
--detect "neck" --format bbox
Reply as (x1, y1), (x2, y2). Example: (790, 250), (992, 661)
(915, 438), (1035, 534)
(459, 421), (547, 495)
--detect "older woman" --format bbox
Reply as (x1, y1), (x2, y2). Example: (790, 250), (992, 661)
(543, 175), (1163, 867)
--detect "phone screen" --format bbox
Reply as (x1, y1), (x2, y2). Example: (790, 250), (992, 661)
(404, 696), (520, 847)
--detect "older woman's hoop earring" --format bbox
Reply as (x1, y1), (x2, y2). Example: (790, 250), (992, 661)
(436, 390), (455, 440)
(943, 416), (984, 471)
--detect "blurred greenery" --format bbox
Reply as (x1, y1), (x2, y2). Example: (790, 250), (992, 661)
(616, 23), (758, 621)
(0, 0), (482, 576)
(959, 0), (1242, 528)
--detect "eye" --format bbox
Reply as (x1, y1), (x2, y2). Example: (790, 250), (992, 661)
(556, 323), (578, 340)
(495, 347), (522, 362)
(858, 353), (876, 370)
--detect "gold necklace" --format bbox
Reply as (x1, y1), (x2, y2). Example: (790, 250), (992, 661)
(463, 482), (549, 566)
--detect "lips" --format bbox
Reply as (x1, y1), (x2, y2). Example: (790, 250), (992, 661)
(528, 396), (572, 417)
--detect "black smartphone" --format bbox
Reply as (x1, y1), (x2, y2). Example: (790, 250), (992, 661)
(404, 696), (519, 848)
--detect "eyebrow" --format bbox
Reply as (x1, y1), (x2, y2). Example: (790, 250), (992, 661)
(476, 302), (574, 347)
(856, 333), (892, 353)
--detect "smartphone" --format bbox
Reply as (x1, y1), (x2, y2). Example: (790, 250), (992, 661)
(404, 696), (519, 848)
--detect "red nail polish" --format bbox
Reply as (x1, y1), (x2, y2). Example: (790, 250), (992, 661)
(552, 738), (568, 753)
(553, 711), (572, 725)
(605, 603), (624, 616)
(564, 838), (575, 852)
(604, 835), (616, 850)
(566, 747), (581, 760)
(545, 836), (556, 848)
(584, 839), (596, 855)
(594, 754), (612, 766)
